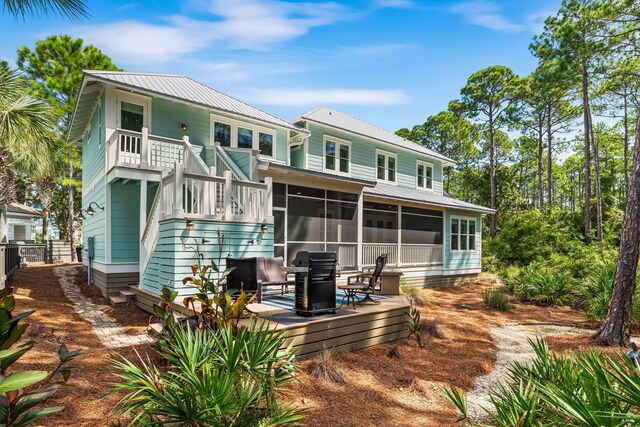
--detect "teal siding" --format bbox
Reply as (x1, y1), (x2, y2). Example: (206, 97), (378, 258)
(444, 209), (482, 271)
(82, 95), (106, 262)
(306, 123), (444, 194)
(111, 181), (140, 262)
(151, 97), (210, 149)
(290, 146), (304, 168)
(82, 176), (106, 262)
(226, 150), (252, 177)
(142, 220), (274, 296)
(82, 94), (105, 188)
(275, 128), (287, 163)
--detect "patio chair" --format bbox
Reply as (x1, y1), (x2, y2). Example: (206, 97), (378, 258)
(257, 256), (294, 295)
(337, 254), (387, 309)
(225, 257), (262, 303)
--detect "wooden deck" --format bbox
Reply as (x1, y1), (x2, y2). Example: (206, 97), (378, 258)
(130, 286), (410, 359)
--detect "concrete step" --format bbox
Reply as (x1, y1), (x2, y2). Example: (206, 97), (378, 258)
(109, 295), (127, 307)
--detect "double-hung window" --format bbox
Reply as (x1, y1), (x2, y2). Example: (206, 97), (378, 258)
(451, 217), (477, 251)
(416, 161), (433, 190)
(376, 150), (397, 183)
(213, 121), (232, 147)
(324, 136), (350, 175)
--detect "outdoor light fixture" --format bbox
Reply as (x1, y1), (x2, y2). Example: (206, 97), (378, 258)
(185, 220), (194, 232)
(260, 223), (269, 234)
(85, 202), (104, 216)
(77, 212), (85, 221)
(181, 123), (187, 132)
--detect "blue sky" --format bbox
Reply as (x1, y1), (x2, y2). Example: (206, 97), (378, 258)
(1, 0), (561, 132)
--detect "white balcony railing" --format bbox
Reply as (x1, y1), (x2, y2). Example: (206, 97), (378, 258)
(108, 128), (206, 172)
(362, 243), (442, 266)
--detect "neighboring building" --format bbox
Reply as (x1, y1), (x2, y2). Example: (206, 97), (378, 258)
(7, 202), (42, 243)
(67, 71), (493, 299)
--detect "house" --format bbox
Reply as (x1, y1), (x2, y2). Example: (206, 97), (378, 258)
(6, 202), (42, 243)
(67, 71), (493, 301)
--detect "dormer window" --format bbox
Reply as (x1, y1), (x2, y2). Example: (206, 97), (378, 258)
(323, 136), (350, 175)
(417, 161), (433, 190)
(376, 150), (397, 184)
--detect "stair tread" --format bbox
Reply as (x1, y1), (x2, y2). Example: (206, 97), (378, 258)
(109, 296), (127, 304)
(148, 323), (164, 337)
(120, 290), (136, 296)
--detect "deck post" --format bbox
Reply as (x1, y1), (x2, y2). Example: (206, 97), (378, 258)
(174, 163), (185, 216)
(139, 179), (147, 283)
(223, 170), (233, 220)
(141, 127), (149, 167)
(397, 205), (402, 266)
(265, 177), (273, 220)
(356, 189), (363, 271)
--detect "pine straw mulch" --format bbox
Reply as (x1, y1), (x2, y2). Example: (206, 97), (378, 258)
(9, 263), (159, 427)
(289, 275), (589, 427)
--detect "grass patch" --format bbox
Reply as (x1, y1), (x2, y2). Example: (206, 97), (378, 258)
(401, 285), (428, 307)
(308, 349), (345, 384)
(419, 318), (444, 339)
(482, 287), (510, 311)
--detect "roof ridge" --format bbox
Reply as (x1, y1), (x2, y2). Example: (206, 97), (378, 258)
(84, 70), (183, 77)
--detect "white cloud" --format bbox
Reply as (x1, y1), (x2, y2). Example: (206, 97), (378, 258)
(450, 0), (524, 32)
(74, 0), (348, 64)
(339, 43), (417, 57)
(246, 88), (409, 106)
(375, 0), (415, 8)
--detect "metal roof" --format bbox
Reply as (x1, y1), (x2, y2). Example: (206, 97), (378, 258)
(364, 183), (494, 214)
(267, 163), (377, 187)
(7, 202), (42, 217)
(299, 107), (455, 165)
(68, 71), (307, 142)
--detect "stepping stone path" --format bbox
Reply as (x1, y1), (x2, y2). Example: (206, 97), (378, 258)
(54, 266), (153, 349)
(466, 324), (594, 421)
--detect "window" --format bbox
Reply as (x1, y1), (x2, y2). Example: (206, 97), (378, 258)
(214, 122), (231, 147)
(451, 217), (477, 251)
(237, 127), (253, 149)
(324, 137), (350, 175)
(120, 101), (144, 132)
(376, 150), (397, 183)
(401, 207), (443, 244)
(259, 132), (274, 157)
(417, 161), (433, 190)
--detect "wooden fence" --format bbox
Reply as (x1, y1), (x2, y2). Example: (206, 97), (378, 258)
(0, 244), (20, 289)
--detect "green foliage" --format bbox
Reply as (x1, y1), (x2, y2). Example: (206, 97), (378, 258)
(2, 0), (88, 20)
(0, 287), (86, 426)
(108, 320), (303, 427)
(400, 285), (428, 307)
(482, 287), (510, 311)
(508, 265), (574, 306)
(445, 338), (640, 426)
(406, 306), (425, 348)
(582, 261), (640, 324)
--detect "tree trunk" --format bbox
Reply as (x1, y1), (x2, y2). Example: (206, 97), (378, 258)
(42, 210), (49, 241)
(489, 117), (497, 234)
(537, 124), (544, 210)
(68, 155), (76, 262)
(582, 71), (593, 244)
(594, 113), (640, 346)
(624, 90), (630, 196)
(547, 105), (553, 207)
(588, 101), (603, 241)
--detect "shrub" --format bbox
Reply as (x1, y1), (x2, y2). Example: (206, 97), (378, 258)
(308, 349), (345, 384)
(401, 285), (428, 307)
(406, 306), (425, 347)
(509, 265), (574, 306)
(108, 320), (303, 426)
(419, 318), (445, 339)
(482, 287), (510, 311)
(385, 345), (402, 359)
(582, 261), (640, 325)
(445, 338), (640, 425)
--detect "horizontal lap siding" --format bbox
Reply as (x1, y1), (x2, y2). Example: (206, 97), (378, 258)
(142, 220), (275, 296)
(226, 150), (252, 177)
(444, 209), (482, 271)
(151, 97), (210, 149)
(111, 182), (140, 262)
(82, 99), (107, 262)
(306, 123), (444, 195)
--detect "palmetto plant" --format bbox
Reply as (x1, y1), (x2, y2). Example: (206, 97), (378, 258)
(445, 338), (640, 426)
(511, 266), (574, 306)
(108, 320), (303, 427)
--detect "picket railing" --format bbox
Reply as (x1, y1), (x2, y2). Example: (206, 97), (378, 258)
(362, 243), (443, 266)
(0, 244), (20, 289)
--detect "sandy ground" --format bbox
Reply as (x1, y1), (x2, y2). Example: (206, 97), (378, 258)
(6, 267), (600, 426)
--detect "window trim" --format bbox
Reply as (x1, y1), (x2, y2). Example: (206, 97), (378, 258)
(416, 160), (434, 191)
(209, 114), (277, 158)
(450, 216), (478, 252)
(116, 90), (151, 130)
(375, 149), (398, 184)
(322, 135), (351, 177)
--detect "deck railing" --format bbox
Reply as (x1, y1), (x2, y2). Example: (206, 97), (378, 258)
(362, 243), (442, 266)
(0, 244), (20, 288)
(107, 128), (205, 172)
(18, 244), (47, 264)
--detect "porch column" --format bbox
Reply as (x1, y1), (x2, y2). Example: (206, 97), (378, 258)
(140, 127), (149, 167)
(397, 205), (402, 266)
(174, 163), (185, 216)
(139, 179), (147, 282)
(356, 189), (363, 271)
